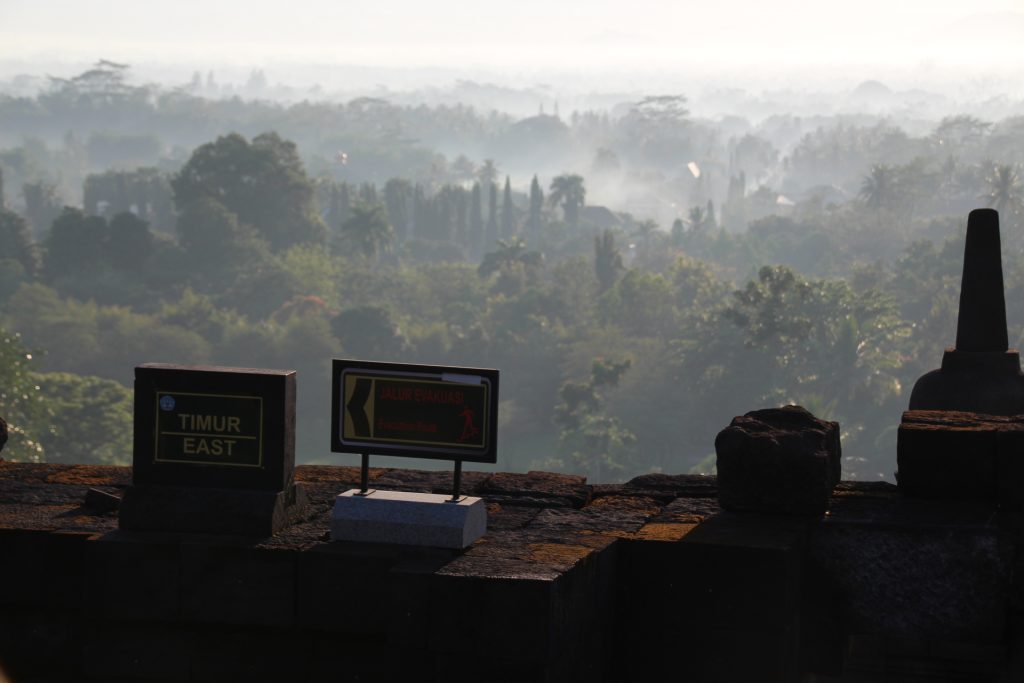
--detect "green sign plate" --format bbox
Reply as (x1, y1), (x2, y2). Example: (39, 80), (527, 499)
(154, 391), (263, 467)
(332, 360), (499, 463)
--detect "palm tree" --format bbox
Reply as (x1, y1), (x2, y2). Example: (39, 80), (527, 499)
(982, 164), (1024, 215)
(478, 236), (543, 296)
(478, 236), (543, 280)
(859, 164), (898, 211)
(594, 230), (623, 293)
(548, 174), (586, 227)
(340, 203), (393, 261)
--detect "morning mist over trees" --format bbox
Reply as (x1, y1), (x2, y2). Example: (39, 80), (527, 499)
(2, 0), (1024, 482)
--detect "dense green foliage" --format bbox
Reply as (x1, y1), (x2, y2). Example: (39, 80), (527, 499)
(2, 72), (1024, 481)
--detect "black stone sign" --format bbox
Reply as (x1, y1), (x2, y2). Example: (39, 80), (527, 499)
(120, 364), (306, 536)
(332, 359), (499, 463)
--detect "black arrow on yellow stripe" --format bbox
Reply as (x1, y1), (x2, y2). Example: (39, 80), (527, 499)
(346, 378), (372, 437)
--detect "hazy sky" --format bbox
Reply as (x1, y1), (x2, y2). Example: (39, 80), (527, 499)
(2, 0), (1023, 73)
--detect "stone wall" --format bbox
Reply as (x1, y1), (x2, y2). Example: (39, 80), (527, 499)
(0, 462), (1020, 681)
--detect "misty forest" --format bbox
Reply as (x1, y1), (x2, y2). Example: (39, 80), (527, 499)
(2, 60), (1024, 482)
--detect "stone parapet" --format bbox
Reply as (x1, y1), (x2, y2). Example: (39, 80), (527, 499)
(0, 462), (1021, 681)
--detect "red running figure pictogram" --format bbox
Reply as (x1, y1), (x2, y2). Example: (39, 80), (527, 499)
(457, 406), (480, 442)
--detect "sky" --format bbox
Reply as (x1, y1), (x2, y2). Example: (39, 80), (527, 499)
(2, 0), (1023, 86)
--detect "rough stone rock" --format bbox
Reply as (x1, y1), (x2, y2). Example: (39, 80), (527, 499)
(715, 405), (840, 515)
(478, 471), (591, 508)
(623, 473), (718, 498)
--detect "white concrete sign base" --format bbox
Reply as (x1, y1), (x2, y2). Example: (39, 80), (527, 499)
(330, 489), (487, 549)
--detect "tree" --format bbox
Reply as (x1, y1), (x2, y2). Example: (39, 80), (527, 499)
(22, 180), (62, 235)
(478, 159), (499, 187)
(478, 236), (544, 295)
(0, 328), (48, 462)
(106, 211), (153, 271)
(469, 183), (484, 259)
(501, 176), (515, 238)
(83, 168), (175, 233)
(859, 164), (898, 212)
(632, 219), (659, 253)
(34, 372), (132, 465)
(340, 203), (393, 262)
(529, 175), (544, 235)
(548, 174), (586, 227)
(176, 197), (268, 289)
(982, 164), (1023, 216)
(43, 207), (108, 281)
(554, 357), (638, 483)
(486, 182), (498, 249)
(384, 178), (412, 241)
(932, 115), (991, 151)
(594, 230), (623, 293)
(0, 209), (38, 275)
(330, 305), (407, 359)
(171, 132), (325, 251)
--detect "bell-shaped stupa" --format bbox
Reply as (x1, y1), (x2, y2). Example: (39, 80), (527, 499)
(909, 209), (1024, 414)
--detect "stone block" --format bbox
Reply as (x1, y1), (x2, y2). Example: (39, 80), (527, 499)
(478, 470), (591, 508)
(615, 512), (807, 681)
(330, 489), (486, 549)
(807, 495), (1011, 645)
(84, 535), (180, 621)
(80, 622), (194, 681)
(897, 409), (1024, 502)
(295, 543), (400, 632)
(119, 482), (308, 537)
(190, 629), (312, 682)
(897, 410), (999, 498)
(179, 543), (295, 627)
(715, 405), (840, 515)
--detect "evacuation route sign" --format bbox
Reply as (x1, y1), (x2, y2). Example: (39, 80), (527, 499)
(331, 360), (498, 463)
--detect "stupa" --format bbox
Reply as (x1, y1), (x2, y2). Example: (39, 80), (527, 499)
(908, 209), (1024, 414)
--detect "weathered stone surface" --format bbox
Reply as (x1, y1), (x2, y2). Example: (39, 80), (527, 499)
(120, 483), (310, 537)
(478, 470), (591, 508)
(807, 494), (1010, 645)
(623, 472), (718, 497)
(3, 462), (1022, 681)
(715, 405), (840, 515)
(616, 511), (810, 683)
(897, 409), (1024, 503)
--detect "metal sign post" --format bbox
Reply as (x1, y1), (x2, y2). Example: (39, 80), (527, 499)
(329, 360), (498, 548)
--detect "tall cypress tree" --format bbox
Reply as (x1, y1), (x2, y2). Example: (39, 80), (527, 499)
(470, 183), (483, 259)
(412, 184), (427, 240)
(501, 176), (514, 238)
(437, 186), (454, 243)
(486, 182), (498, 250)
(455, 187), (468, 247)
(529, 174), (543, 237)
(384, 179), (410, 242)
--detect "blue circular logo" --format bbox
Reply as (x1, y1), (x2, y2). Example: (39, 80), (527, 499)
(159, 395), (176, 411)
